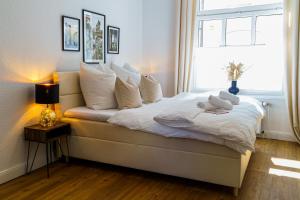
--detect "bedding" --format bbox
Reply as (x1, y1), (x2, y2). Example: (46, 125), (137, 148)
(80, 62), (117, 110)
(219, 91), (240, 105)
(62, 118), (242, 158)
(111, 63), (141, 85)
(108, 92), (264, 153)
(123, 63), (140, 74)
(64, 107), (118, 122)
(115, 77), (143, 109)
(197, 102), (223, 111)
(208, 95), (233, 110)
(140, 75), (163, 103)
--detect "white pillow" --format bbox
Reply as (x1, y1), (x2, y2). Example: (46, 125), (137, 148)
(140, 75), (163, 103)
(111, 63), (141, 86)
(97, 63), (112, 71)
(80, 62), (117, 110)
(123, 63), (140, 74)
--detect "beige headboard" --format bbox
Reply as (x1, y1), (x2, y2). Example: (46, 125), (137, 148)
(53, 71), (85, 118)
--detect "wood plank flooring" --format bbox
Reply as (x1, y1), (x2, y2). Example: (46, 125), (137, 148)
(0, 139), (300, 200)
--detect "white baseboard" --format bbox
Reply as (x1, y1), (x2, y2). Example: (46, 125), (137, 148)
(258, 130), (296, 142)
(0, 163), (26, 185)
(0, 159), (46, 185)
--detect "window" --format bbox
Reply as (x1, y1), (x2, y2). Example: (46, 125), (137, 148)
(226, 17), (252, 46)
(192, 0), (283, 94)
(202, 20), (222, 47)
(256, 15), (283, 45)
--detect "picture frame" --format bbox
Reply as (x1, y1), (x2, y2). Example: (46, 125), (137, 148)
(62, 16), (80, 51)
(107, 26), (120, 54)
(82, 9), (106, 64)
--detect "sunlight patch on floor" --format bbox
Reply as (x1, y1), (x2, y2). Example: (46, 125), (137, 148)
(269, 168), (300, 179)
(271, 157), (300, 169)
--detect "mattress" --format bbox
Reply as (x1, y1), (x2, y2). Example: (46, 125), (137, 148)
(62, 117), (242, 158)
(64, 107), (119, 122)
(108, 93), (263, 153)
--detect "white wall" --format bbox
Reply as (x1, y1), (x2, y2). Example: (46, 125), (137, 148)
(257, 96), (295, 141)
(142, 0), (177, 97)
(142, 0), (295, 141)
(0, 0), (143, 183)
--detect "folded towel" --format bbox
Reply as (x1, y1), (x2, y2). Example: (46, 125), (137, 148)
(197, 102), (217, 111)
(198, 102), (230, 114)
(153, 115), (195, 128)
(219, 91), (240, 105)
(208, 95), (233, 110)
(154, 99), (201, 128)
(205, 109), (230, 115)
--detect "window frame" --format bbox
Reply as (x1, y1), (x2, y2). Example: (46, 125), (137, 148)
(195, 3), (283, 48)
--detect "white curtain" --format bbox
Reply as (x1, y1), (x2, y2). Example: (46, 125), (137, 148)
(174, 0), (197, 94)
(284, 0), (300, 143)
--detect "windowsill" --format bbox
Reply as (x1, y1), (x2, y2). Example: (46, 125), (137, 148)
(191, 88), (285, 100)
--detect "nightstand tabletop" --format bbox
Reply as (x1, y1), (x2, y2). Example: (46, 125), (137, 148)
(24, 122), (71, 143)
(25, 122), (69, 132)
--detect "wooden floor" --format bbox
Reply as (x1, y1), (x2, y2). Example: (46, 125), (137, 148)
(0, 138), (300, 200)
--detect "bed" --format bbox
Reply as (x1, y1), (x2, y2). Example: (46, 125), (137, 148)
(53, 71), (258, 196)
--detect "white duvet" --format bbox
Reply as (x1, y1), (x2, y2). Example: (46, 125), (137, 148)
(108, 92), (264, 153)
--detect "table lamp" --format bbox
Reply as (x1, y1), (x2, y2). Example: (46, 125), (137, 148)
(35, 83), (59, 127)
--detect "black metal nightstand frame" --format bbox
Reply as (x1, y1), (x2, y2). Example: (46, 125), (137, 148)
(24, 122), (71, 177)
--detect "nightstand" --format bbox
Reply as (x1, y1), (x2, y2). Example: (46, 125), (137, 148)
(24, 122), (71, 177)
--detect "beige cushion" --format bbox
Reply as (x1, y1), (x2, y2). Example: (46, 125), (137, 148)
(115, 77), (142, 109)
(80, 62), (117, 110)
(140, 75), (163, 103)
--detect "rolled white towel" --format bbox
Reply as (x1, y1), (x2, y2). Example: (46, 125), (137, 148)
(208, 95), (233, 110)
(219, 91), (240, 105)
(197, 102), (217, 111)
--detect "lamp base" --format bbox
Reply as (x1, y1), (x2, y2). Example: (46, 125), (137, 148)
(40, 107), (57, 127)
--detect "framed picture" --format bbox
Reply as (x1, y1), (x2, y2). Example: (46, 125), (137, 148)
(62, 16), (80, 51)
(82, 9), (106, 64)
(107, 26), (120, 54)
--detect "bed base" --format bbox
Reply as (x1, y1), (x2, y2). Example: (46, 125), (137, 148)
(66, 135), (250, 196)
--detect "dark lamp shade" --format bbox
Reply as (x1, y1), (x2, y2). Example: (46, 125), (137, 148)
(35, 84), (59, 104)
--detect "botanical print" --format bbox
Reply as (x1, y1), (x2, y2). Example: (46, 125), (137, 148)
(108, 26), (119, 54)
(63, 16), (79, 51)
(83, 10), (105, 63)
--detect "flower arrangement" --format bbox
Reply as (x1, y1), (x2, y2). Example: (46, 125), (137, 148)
(225, 61), (246, 81)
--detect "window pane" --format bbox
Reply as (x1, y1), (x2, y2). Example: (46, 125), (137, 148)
(256, 15), (283, 45)
(192, 45), (284, 91)
(226, 17), (251, 46)
(202, 0), (282, 10)
(203, 20), (222, 47)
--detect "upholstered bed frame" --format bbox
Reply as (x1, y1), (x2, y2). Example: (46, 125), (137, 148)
(53, 71), (252, 196)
